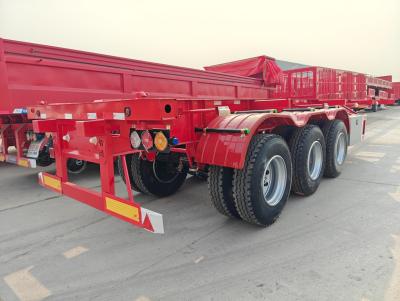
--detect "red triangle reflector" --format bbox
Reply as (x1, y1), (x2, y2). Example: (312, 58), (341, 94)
(142, 214), (154, 232)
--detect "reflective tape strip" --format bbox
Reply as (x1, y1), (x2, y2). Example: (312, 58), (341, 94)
(0, 154), (5, 161)
(18, 159), (29, 168)
(214, 100), (222, 106)
(64, 113), (73, 119)
(141, 208), (164, 234)
(105, 197), (139, 222)
(40, 113), (47, 119)
(29, 159), (37, 168)
(113, 113), (125, 120)
(6, 155), (17, 164)
(87, 113), (97, 119)
(43, 174), (61, 191)
(13, 108), (26, 114)
(16, 158), (36, 168)
(234, 100), (241, 104)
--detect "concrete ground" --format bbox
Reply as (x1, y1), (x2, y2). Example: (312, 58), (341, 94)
(1, 106), (400, 301)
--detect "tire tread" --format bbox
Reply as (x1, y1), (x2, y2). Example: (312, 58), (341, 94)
(233, 134), (285, 226)
(208, 166), (240, 218)
(322, 120), (347, 178)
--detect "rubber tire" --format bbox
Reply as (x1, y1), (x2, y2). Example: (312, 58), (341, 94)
(322, 120), (348, 178)
(233, 134), (292, 226)
(67, 159), (87, 174)
(208, 166), (240, 218)
(36, 150), (53, 167)
(372, 104), (378, 112)
(131, 155), (188, 197)
(116, 154), (142, 192)
(289, 125), (326, 196)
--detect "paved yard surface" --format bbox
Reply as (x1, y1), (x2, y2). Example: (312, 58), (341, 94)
(1, 107), (400, 301)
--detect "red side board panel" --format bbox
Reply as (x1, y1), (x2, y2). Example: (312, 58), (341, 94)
(0, 38), (273, 115)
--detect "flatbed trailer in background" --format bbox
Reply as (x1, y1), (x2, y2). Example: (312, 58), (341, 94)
(369, 75), (395, 108)
(269, 66), (394, 111)
(391, 82), (400, 104)
(28, 55), (366, 233)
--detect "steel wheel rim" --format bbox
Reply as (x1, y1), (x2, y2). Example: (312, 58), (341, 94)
(335, 132), (346, 165)
(307, 141), (323, 180)
(262, 155), (287, 206)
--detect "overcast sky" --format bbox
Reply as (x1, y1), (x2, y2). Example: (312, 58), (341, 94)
(1, 0), (399, 80)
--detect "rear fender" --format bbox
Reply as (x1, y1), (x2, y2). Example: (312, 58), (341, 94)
(195, 109), (349, 169)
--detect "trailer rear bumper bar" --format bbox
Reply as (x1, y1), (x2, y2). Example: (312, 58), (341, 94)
(0, 153), (37, 168)
(38, 171), (164, 233)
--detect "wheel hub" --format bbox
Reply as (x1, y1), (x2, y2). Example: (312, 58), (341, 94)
(262, 155), (287, 206)
(335, 132), (346, 165)
(307, 141), (323, 180)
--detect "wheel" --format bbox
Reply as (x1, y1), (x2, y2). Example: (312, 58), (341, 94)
(372, 104), (378, 112)
(289, 125), (326, 196)
(322, 120), (348, 178)
(233, 134), (292, 226)
(67, 158), (87, 174)
(131, 154), (188, 197)
(208, 166), (240, 218)
(36, 150), (53, 167)
(116, 154), (142, 192)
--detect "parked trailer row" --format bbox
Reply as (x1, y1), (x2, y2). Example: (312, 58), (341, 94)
(0, 39), (395, 175)
(7, 38), (400, 233)
(271, 67), (395, 111)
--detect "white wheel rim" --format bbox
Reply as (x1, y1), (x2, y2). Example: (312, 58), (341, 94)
(307, 141), (323, 180)
(262, 155), (287, 206)
(335, 132), (346, 165)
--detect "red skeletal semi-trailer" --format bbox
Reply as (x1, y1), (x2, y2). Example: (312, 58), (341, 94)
(28, 54), (366, 233)
(0, 38), (281, 172)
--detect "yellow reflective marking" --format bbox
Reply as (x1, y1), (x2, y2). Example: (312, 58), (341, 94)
(105, 197), (139, 222)
(0, 154), (5, 161)
(43, 175), (61, 191)
(18, 159), (29, 167)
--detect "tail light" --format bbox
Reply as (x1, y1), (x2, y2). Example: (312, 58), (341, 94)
(154, 131), (168, 151)
(141, 130), (153, 150)
(130, 131), (141, 149)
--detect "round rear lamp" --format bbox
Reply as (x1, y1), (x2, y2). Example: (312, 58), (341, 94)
(154, 131), (168, 151)
(130, 131), (141, 149)
(141, 130), (153, 150)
